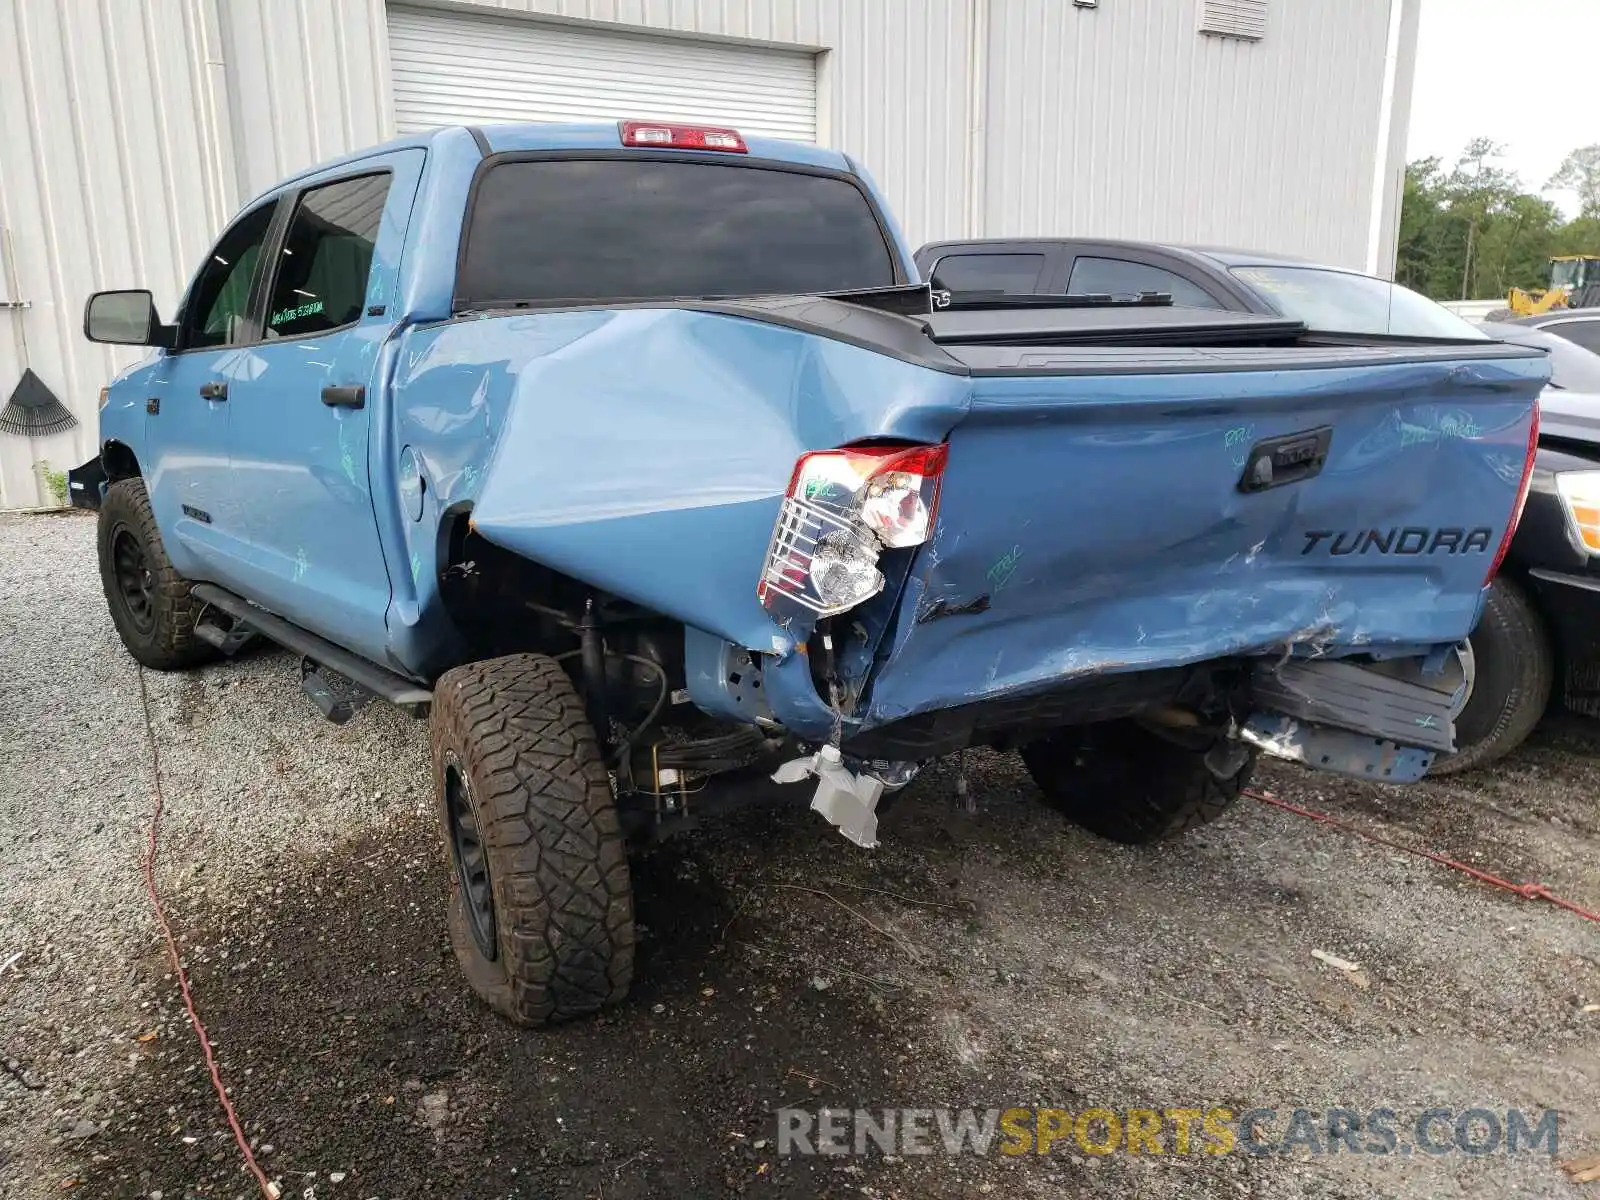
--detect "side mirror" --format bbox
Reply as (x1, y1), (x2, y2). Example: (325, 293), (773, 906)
(83, 290), (174, 348)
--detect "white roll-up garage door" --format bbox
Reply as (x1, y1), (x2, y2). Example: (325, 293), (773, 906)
(387, 6), (817, 143)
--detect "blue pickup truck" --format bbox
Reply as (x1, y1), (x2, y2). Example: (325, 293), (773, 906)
(75, 120), (1548, 1026)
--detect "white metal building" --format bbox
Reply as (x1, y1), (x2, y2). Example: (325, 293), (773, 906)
(0, 0), (1419, 509)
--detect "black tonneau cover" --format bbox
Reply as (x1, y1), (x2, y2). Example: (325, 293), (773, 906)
(678, 294), (1550, 378)
(924, 305), (1305, 345)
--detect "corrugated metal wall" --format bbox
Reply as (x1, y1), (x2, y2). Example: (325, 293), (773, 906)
(981, 0), (1393, 260)
(215, 0), (977, 250)
(0, 0), (1412, 509)
(0, 0), (232, 508)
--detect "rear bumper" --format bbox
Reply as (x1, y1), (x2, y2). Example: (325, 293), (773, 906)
(1527, 566), (1600, 650)
(66, 456), (106, 512)
(760, 636), (1457, 770)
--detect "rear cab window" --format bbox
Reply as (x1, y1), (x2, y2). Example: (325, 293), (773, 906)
(455, 157), (898, 307)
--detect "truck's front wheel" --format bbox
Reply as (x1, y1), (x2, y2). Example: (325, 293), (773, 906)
(96, 478), (216, 671)
(431, 653), (635, 1026)
(1020, 720), (1255, 844)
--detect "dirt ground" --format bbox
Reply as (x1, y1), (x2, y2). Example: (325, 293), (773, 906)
(2, 511), (1598, 1200)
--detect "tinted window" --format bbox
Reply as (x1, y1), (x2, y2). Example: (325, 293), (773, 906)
(181, 202), (275, 350)
(457, 159), (896, 305)
(929, 253), (1046, 296)
(1066, 257), (1224, 309)
(265, 174), (390, 338)
(1541, 318), (1600, 356)
(1230, 265), (1488, 338)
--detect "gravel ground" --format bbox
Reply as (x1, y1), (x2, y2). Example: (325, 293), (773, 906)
(1, 510), (1597, 1199)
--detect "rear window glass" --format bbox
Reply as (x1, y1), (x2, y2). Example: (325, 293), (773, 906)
(928, 253), (1046, 296)
(457, 159), (897, 306)
(1230, 265), (1488, 339)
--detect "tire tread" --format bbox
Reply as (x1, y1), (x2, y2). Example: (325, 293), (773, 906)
(431, 653), (634, 1026)
(96, 478), (215, 670)
(1431, 576), (1553, 775)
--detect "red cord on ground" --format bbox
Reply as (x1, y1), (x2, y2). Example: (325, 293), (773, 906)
(1245, 787), (1600, 924)
(135, 667), (278, 1199)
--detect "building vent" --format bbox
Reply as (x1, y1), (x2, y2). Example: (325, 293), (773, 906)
(1198, 0), (1267, 40)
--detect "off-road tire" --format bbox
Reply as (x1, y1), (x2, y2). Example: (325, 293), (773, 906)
(96, 478), (216, 671)
(431, 653), (634, 1026)
(1020, 720), (1255, 844)
(1430, 576), (1553, 776)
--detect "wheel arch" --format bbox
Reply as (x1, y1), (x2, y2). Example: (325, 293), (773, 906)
(101, 440), (142, 481)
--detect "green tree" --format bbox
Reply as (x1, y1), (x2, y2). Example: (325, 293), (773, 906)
(1394, 138), (1600, 301)
(1444, 138), (1521, 300)
(1547, 145), (1600, 218)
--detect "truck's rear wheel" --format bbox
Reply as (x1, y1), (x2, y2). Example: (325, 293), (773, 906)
(1430, 576), (1553, 776)
(1020, 720), (1255, 844)
(96, 478), (216, 671)
(431, 653), (634, 1026)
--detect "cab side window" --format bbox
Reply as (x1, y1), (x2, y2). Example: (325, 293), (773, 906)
(1066, 257), (1224, 309)
(265, 174), (391, 339)
(930, 253), (1046, 296)
(180, 201), (276, 350)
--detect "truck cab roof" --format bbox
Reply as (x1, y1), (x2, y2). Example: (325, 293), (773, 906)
(257, 120), (856, 205)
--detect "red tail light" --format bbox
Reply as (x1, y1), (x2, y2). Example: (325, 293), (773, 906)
(619, 120), (747, 153)
(1485, 402), (1540, 585)
(759, 442), (949, 620)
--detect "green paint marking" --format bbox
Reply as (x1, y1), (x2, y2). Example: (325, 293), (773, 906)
(269, 299), (324, 326)
(986, 544), (1024, 593)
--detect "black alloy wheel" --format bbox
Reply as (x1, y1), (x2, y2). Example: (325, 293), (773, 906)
(444, 753), (498, 962)
(110, 527), (157, 635)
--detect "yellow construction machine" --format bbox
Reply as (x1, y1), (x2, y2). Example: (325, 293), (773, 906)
(1507, 255), (1600, 316)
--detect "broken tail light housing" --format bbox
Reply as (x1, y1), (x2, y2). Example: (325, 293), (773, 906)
(759, 444), (948, 620)
(1484, 402), (1540, 585)
(619, 120), (747, 153)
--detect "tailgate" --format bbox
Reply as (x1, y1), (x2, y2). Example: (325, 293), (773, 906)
(863, 345), (1547, 726)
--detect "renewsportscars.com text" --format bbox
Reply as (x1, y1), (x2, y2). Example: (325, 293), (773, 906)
(776, 1106), (1561, 1158)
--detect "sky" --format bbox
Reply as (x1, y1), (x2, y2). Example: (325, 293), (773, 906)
(1407, 0), (1599, 214)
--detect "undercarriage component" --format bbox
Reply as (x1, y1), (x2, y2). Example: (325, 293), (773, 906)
(772, 744), (888, 849)
(1249, 655), (1459, 754)
(614, 725), (781, 839)
(1240, 713), (1434, 783)
(577, 598), (610, 741)
(626, 725), (773, 785)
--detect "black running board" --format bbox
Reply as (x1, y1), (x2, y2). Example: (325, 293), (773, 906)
(190, 583), (432, 714)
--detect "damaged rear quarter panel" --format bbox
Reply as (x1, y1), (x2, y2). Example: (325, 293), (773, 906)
(393, 307), (969, 648)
